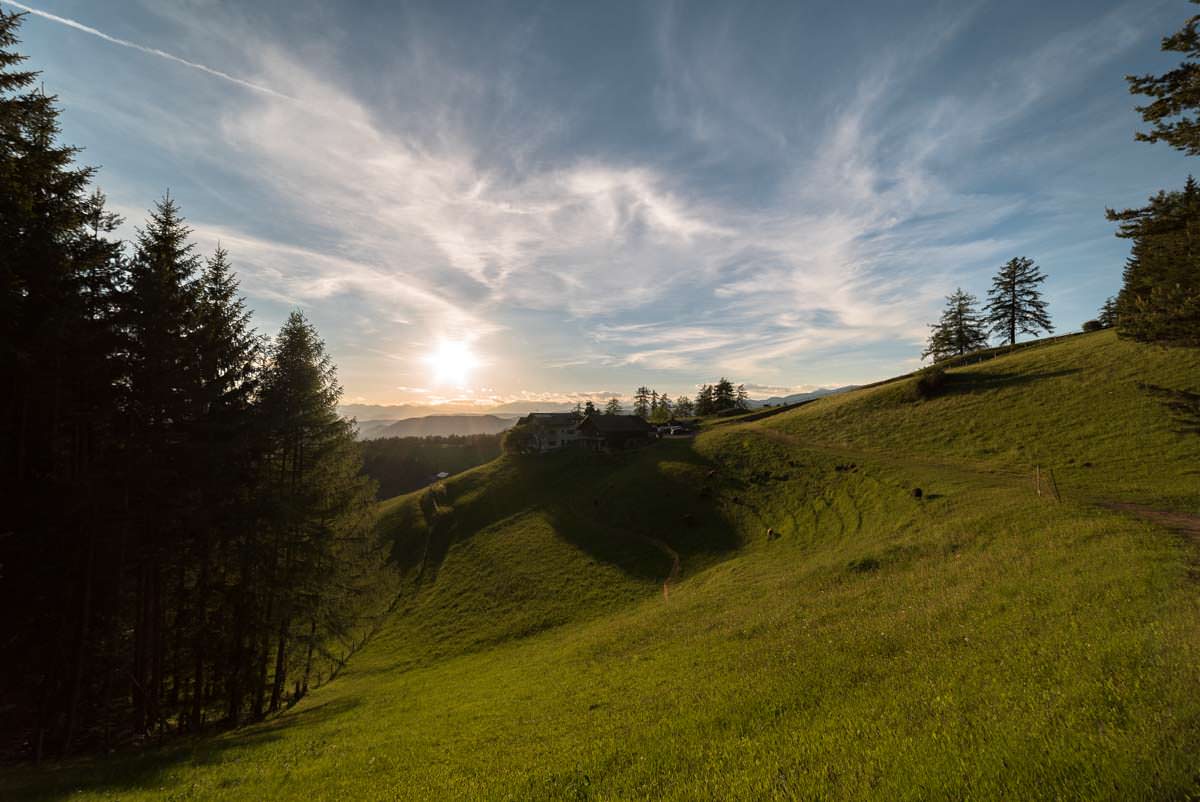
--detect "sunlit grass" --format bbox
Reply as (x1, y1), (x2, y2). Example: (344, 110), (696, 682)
(7, 330), (1200, 801)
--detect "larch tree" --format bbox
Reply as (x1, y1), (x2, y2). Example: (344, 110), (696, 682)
(923, 288), (989, 362)
(984, 257), (1053, 346)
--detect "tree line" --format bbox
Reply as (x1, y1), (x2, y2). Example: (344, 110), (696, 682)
(1102, 7), (1200, 347)
(578, 379), (751, 422)
(0, 12), (389, 759)
(359, 434), (503, 500)
(924, 7), (1200, 362)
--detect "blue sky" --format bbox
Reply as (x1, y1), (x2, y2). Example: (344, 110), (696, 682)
(5, 0), (1193, 406)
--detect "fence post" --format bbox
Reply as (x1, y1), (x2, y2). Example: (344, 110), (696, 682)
(1048, 468), (1062, 503)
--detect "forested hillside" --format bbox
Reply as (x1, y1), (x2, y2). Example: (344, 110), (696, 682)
(0, 11), (392, 759)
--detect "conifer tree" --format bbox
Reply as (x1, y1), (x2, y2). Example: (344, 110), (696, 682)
(254, 312), (378, 716)
(1126, 4), (1200, 155)
(674, 395), (694, 417)
(695, 384), (715, 415)
(735, 384), (749, 410)
(923, 288), (989, 361)
(984, 257), (1053, 346)
(1098, 296), (1119, 328)
(0, 10), (128, 757)
(632, 386), (651, 418)
(583, 400), (597, 417)
(1107, 179), (1200, 345)
(604, 397), (623, 415)
(713, 378), (735, 410)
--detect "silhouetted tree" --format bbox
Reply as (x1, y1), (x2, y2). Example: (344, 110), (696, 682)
(604, 397), (623, 415)
(632, 387), (651, 418)
(984, 257), (1053, 346)
(923, 288), (989, 361)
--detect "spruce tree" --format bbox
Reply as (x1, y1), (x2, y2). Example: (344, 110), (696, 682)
(695, 384), (715, 415)
(1127, 5), (1200, 155)
(1107, 179), (1200, 345)
(604, 397), (623, 415)
(254, 312), (378, 716)
(0, 10), (127, 758)
(923, 288), (989, 362)
(984, 257), (1053, 346)
(713, 378), (735, 410)
(632, 386), (651, 418)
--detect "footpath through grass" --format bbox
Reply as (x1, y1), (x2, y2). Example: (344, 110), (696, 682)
(6, 330), (1200, 801)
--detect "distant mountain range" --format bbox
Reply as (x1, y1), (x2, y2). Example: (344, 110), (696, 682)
(343, 388), (855, 438)
(746, 386), (857, 408)
(355, 414), (515, 440)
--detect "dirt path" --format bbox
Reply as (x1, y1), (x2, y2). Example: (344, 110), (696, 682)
(637, 534), (680, 600)
(1100, 502), (1200, 541)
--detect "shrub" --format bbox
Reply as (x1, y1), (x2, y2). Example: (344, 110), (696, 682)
(501, 425), (535, 454)
(913, 366), (947, 400)
(1082, 319), (1103, 332)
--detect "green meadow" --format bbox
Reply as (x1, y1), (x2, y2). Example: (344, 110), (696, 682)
(7, 330), (1200, 801)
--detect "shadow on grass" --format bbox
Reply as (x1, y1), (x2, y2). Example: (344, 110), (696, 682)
(383, 442), (744, 588)
(1139, 383), (1200, 438)
(540, 441), (742, 581)
(6, 696), (364, 802)
(941, 368), (1080, 396)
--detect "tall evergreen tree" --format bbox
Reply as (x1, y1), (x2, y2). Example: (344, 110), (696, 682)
(1126, 3), (1200, 155)
(632, 386), (651, 418)
(1106, 179), (1200, 345)
(1098, 296), (1119, 329)
(0, 10), (127, 758)
(674, 395), (694, 417)
(694, 384), (715, 415)
(984, 257), (1053, 346)
(735, 384), (749, 410)
(923, 288), (989, 361)
(253, 312), (379, 717)
(604, 397), (623, 415)
(713, 378), (735, 410)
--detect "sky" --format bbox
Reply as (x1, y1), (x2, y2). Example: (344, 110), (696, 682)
(4, 0), (1194, 407)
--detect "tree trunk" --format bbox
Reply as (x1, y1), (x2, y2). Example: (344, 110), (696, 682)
(63, 522), (95, 755)
(268, 616), (289, 713)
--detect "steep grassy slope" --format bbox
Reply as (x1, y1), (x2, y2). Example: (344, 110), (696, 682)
(7, 331), (1200, 801)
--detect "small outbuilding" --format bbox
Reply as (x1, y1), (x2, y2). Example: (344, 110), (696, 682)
(577, 414), (655, 452)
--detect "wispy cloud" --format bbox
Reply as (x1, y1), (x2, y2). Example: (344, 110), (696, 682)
(53, 0), (1174, 403)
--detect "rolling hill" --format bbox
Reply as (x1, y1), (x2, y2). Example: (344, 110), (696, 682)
(8, 330), (1200, 801)
(357, 414), (514, 440)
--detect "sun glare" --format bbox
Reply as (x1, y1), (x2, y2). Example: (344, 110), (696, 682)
(426, 340), (479, 387)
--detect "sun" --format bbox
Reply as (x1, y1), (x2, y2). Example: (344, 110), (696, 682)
(426, 340), (479, 387)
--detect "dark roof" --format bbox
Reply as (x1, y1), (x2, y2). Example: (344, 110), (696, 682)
(578, 414), (653, 434)
(516, 412), (579, 426)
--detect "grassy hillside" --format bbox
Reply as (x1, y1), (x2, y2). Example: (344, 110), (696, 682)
(7, 330), (1200, 801)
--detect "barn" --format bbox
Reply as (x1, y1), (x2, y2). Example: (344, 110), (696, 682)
(576, 414), (655, 451)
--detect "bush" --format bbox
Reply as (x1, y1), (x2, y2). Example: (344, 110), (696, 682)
(1082, 319), (1103, 332)
(913, 366), (947, 400)
(502, 425), (535, 454)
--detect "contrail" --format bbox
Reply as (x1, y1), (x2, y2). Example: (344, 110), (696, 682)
(1, 0), (292, 100)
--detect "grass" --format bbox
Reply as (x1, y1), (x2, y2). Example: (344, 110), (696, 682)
(6, 330), (1200, 801)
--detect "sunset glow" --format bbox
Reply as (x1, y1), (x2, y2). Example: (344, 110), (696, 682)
(426, 340), (479, 387)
